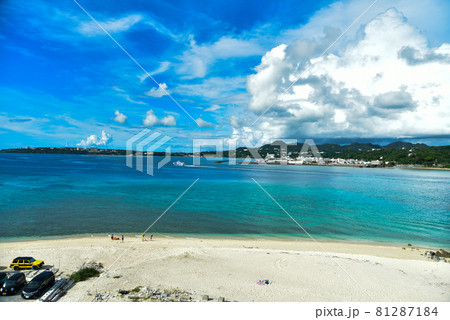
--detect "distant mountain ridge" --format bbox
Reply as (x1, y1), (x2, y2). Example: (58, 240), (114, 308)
(228, 141), (431, 158)
(384, 142), (428, 149)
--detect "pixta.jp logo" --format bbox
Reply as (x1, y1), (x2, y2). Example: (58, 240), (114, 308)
(126, 129), (172, 176)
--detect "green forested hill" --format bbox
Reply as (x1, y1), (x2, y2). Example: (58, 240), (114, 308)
(344, 146), (450, 167)
(222, 142), (450, 167)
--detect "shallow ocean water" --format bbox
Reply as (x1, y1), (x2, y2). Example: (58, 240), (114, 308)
(0, 153), (448, 248)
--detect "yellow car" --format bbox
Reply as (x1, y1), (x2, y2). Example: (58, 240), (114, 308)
(10, 256), (44, 271)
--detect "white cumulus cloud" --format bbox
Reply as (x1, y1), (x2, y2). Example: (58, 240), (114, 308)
(113, 110), (127, 124)
(145, 83), (170, 98)
(143, 110), (159, 126)
(143, 109), (177, 126)
(246, 8), (450, 139)
(77, 130), (112, 147)
(160, 115), (176, 126)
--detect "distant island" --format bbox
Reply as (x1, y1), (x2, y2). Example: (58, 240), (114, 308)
(1, 141), (449, 168)
(0, 147), (188, 157)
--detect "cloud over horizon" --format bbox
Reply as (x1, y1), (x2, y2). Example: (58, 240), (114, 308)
(77, 130), (112, 147)
(245, 8), (450, 140)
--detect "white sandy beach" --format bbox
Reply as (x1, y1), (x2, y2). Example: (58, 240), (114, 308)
(0, 236), (449, 302)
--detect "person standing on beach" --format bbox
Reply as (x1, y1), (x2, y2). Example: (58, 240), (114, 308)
(150, 234), (153, 241)
(121, 235), (124, 243)
(142, 233), (145, 241)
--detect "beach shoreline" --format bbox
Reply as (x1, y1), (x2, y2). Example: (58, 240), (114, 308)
(1, 233), (449, 251)
(1, 236), (449, 302)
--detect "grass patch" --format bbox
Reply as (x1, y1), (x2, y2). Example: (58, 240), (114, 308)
(69, 267), (100, 282)
(113, 275), (122, 279)
(131, 286), (142, 293)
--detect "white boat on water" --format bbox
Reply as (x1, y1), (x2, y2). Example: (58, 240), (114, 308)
(173, 160), (185, 167)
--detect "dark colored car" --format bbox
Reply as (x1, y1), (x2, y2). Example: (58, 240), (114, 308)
(0, 272), (7, 287)
(1, 273), (27, 295)
(21, 271), (55, 299)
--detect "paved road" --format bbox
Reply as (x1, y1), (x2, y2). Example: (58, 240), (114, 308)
(0, 294), (29, 302)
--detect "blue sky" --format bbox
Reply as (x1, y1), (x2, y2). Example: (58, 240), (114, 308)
(1, 0), (449, 150)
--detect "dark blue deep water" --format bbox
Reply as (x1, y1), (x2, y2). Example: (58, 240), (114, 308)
(0, 153), (449, 247)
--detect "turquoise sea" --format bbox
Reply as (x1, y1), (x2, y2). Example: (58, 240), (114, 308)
(0, 153), (449, 248)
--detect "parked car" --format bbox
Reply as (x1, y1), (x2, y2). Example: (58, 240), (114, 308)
(10, 256), (44, 270)
(0, 272), (7, 287)
(1, 273), (27, 295)
(21, 271), (55, 299)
